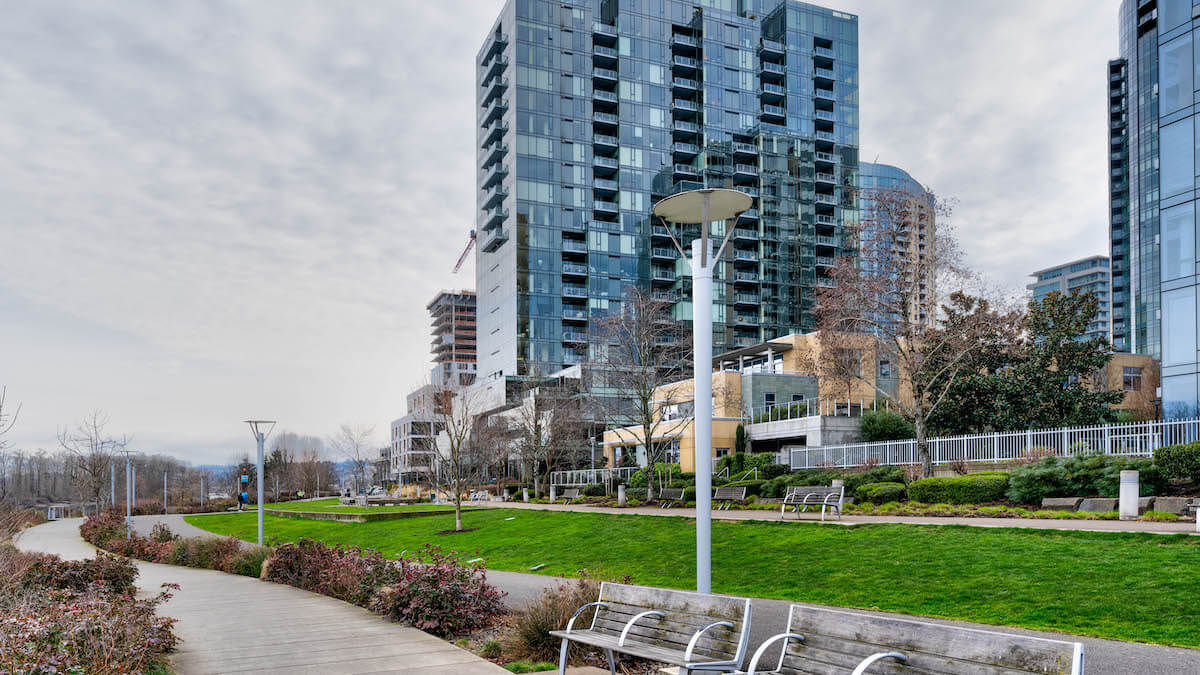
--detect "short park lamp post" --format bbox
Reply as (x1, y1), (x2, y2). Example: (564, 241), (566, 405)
(652, 188), (751, 594)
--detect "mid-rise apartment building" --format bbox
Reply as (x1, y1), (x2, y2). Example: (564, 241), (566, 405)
(428, 290), (477, 387)
(475, 0), (860, 381)
(1026, 256), (1112, 343)
(1109, 0), (1200, 417)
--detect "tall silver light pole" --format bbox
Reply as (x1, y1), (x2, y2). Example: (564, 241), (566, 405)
(244, 420), (276, 546)
(652, 188), (750, 594)
(117, 447), (134, 538)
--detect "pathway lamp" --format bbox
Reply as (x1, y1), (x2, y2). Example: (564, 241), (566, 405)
(244, 420), (276, 545)
(651, 188), (751, 594)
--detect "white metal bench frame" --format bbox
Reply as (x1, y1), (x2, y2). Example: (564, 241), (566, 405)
(781, 485), (843, 521)
(559, 488), (582, 504)
(713, 486), (747, 510)
(658, 487), (686, 508)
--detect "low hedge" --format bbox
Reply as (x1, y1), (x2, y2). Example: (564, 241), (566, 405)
(1154, 442), (1200, 483)
(720, 479), (766, 497)
(855, 482), (906, 504)
(907, 473), (1009, 504)
(582, 484), (605, 497)
(1006, 455), (1165, 504)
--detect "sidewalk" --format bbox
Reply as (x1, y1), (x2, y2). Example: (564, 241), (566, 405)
(479, 500), (1199, 534)
(15, 519), (507, 675)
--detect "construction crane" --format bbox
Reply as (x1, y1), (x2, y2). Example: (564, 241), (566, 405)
(452, 230), (476, 274)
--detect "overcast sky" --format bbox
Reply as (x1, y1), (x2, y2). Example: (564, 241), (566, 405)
(0, 0), (1118, 464)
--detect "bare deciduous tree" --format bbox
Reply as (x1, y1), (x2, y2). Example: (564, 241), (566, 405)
(433, 383), (487, 531)
(513, 372), (587, 497)
(589, 287), (692, 497)
(58, 410), (125, 511)
(816, 186), (1011, 476)
(329, 424), (375, 493)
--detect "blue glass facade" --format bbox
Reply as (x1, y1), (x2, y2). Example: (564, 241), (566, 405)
(1111, 0), (1200, 417)
(475, 0), (859, 381)
(859, 162), (935, 328)
(1026, 256), (1112, 343)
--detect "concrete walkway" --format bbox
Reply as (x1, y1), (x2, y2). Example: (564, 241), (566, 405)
(480, 500), (1200, 534)
(14, 519), (507, 675)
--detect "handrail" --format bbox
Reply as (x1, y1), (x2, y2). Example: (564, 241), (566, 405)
(618, 611), (665, 647)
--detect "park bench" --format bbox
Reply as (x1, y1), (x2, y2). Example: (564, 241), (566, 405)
(740, 603), (1084, 674)
(658, 487), (686, 508)
(781, 485), (843, 521)
(559, 488), (581, 504)
(551, 582), (752, 675)
(713, 486), (747, 510)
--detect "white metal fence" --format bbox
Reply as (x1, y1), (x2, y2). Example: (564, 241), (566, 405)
(551, 467), (639, 486)
(788, 418), (1200, 470)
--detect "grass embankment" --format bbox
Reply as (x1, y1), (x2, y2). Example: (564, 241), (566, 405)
(264, 498), (457, 515)
(187, 508), (1200, 648)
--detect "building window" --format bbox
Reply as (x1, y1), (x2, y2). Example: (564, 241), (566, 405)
(1160, 202), (1195, 281)
(764, 392), (775, 410)
(1160, 119), (1194, 198)
(666, 440), (681, 465)
(1123, 367), (1143, 392)
(715, 447), (729, 458)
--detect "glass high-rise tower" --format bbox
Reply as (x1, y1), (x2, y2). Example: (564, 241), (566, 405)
(475, 0), (859, 381)
(1109, 0), (1200, 417)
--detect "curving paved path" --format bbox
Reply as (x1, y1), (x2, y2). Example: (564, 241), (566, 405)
(15, 518), (506, 675)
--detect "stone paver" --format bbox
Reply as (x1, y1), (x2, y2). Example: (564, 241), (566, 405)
(15, 519), (507, 675)
(480, 499), (1199, 534)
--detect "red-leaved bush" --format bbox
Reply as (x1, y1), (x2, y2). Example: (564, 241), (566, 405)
(263, 539), (506, 637)
(80, 512), (269, 578)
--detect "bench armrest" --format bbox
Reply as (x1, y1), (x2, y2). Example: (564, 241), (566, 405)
(565, 602), (607, 633)
(850, 651), (907, 675)
(683, 620), (734, 662)
(617, 610), (665, 647)
(746, 632), (806, 674)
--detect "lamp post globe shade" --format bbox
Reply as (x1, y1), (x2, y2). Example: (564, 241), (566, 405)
(651, 188), (751, 224)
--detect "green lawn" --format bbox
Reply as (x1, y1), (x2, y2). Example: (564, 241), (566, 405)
(186, 508), (1200, 647)
(264, 498), (456, 515)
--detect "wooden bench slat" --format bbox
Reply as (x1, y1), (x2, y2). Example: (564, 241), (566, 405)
(599, 600), (747, 631)
(549, 630), (696, 665)
(784, 633), (1025, 675)
(600, 583), (747, 621)
(590, 617), (737, 656)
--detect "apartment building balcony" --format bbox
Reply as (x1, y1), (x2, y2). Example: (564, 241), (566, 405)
(481, 228), (508, 252)
(563, 307), (587, 322)
(814, 87), (835, 102)
(814, 151), (838, 167)
(761, 61), (786, 78)
(672, 142), (699, 159)
(815, 234), (840, 247)
(594, 199), (619, 213)
(733, 142), (758, 158)
(672, 77), (699, 93)
(815, 172), (836, 185)
(734, 271), (759, 284)
(593, 111), (619, 128)
(815, 193), (837, 205)
(672, 121), (700, 141)
(734, 292), (759, 306)
(653, 290), (681, 302)
(594, 178), (619, 195)
(734, 185), (759, 198)
(483, 142), (508, 168)
(482, 185), (508, 210)
(563, 284), (588, 298)
(483, 206), (508, 230)
(816, 277), (836, 288)
(672, 55), (699, 72)
(593, 89), (618, 105)
(813, 45), (835, 62)
(481, 162), (508, 189)
(815, 255), (835, 267)
(593, 134), (619, 148)
(671, 33), (699, 49)
(652, 224), (671, 238)
(815, 214), (836, 226)
(482, 56), (508, 85)
(674, 163), (700, 178)
(483, 119), (508, 146)
(734, 163), (759, 177)
(592, 22), (618, 40)
(760, 83), (785, 102)
(758, 38), (785, 57)
(814, 130), (836, 144)
(814, 109), (835, 122)
(761, 104), (786, 122)
(593, 155), (618, 174)
(483, 32), (508, 61)
(651, 267), (677, 282)
(672, 98), (699, 114)
(593, 67), (618, 82)
(563, 238), (588, 254)
(733, 250), (758, 263)
(561, 261), (588, 278)
(652, 246), (676, 259)
(482, 97), (508, 126)
(813, 66), (835, 83)
(563, 351), (586, 365)
(562, 331), (589, 343)
(733, 228), (758, 240)
(592, 44), (618, 65)
(740, 208), (759, 220)
(734, 314), (758, 326)
(481, 76), (508, 107)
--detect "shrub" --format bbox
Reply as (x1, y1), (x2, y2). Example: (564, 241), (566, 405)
(1154, 442), (1200, 483)
(368, 544), (506, 638)
(21, 551), (138, 595)
(855, 482), (907, 504)
(843, 466), (904, 494)
(479, 639), (502, 660)
(1006, 455), (1166, 504)
(502, 575), (601, 663)
(79, 509), (126, 546)
(761, 463), (788, 479)
(907, 474), (1009, 504)
(859, 410), (914, 441)
(263, 538), (399, 607)
(582, 483), (606, 497)
(1006, 456), (1068, 504)
(224, 546), (271, 578)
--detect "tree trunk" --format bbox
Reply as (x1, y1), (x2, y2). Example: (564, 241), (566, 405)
(454, 492), (463, 531)
(915, 417), (933, 477)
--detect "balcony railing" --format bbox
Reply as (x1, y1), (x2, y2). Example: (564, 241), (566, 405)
(672, 77), (698, 89)
(815, 172), (836, 183)
(593, 67), (618, 80)
(762, 104), (785, 117)
(593, 44), (618, 58)
(563, 239), (588, 252)
(674, 163), (699, 175)
(672, 34), (698, 47)
(762, 62), (786, 75)
(814, 109), (835, 121)
(815, 151), (838, 163)
(594, 178), (619, 191)
(594, 134), (619, 146)
(761, 83), (785, 96)
(673, 120), (699, 133)
(594, 200), (619, 212)
(815, 214), (836, 226)
(593, 156), (618, 169)
(594, 90), (618, 103)
(815, 130), (835, 142)
(563, 308), (587, 321)
(672, 98), (698, 111)
(562, 261), (588, 275)
(815, 234), (840, 246)
(563, 285), (588, 298)
(814, 46), (835, 58)
(814, 66), (835, 80)
(734, 164), (759, 175)
(814, 87), (835, 100)
(672, 55), (699, 69)
(733, 142), (758, 155)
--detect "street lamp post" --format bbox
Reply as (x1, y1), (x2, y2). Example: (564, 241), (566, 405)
(117, 447), (134, 538)
(244, 420), (276, 546)
(652, 188), (750, 594)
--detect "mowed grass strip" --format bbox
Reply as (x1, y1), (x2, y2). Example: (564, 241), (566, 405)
(186, 508), (1200, 647)
(264, 498), (457, 514)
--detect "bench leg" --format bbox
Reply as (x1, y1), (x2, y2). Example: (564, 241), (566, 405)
(605, 648), (616, 675)
(558, 638), (569, 675)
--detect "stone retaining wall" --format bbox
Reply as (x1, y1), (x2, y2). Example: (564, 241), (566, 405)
(265, 508), (479, 523)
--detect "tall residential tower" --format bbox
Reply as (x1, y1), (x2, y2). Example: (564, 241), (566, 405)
(475, 0), (860, 381)
(1109, 0), (1200, 417)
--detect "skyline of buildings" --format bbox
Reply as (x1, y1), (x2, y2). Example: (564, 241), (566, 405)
(1027, 255), (1112, 343)
(1109, 0), (1200, 418)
